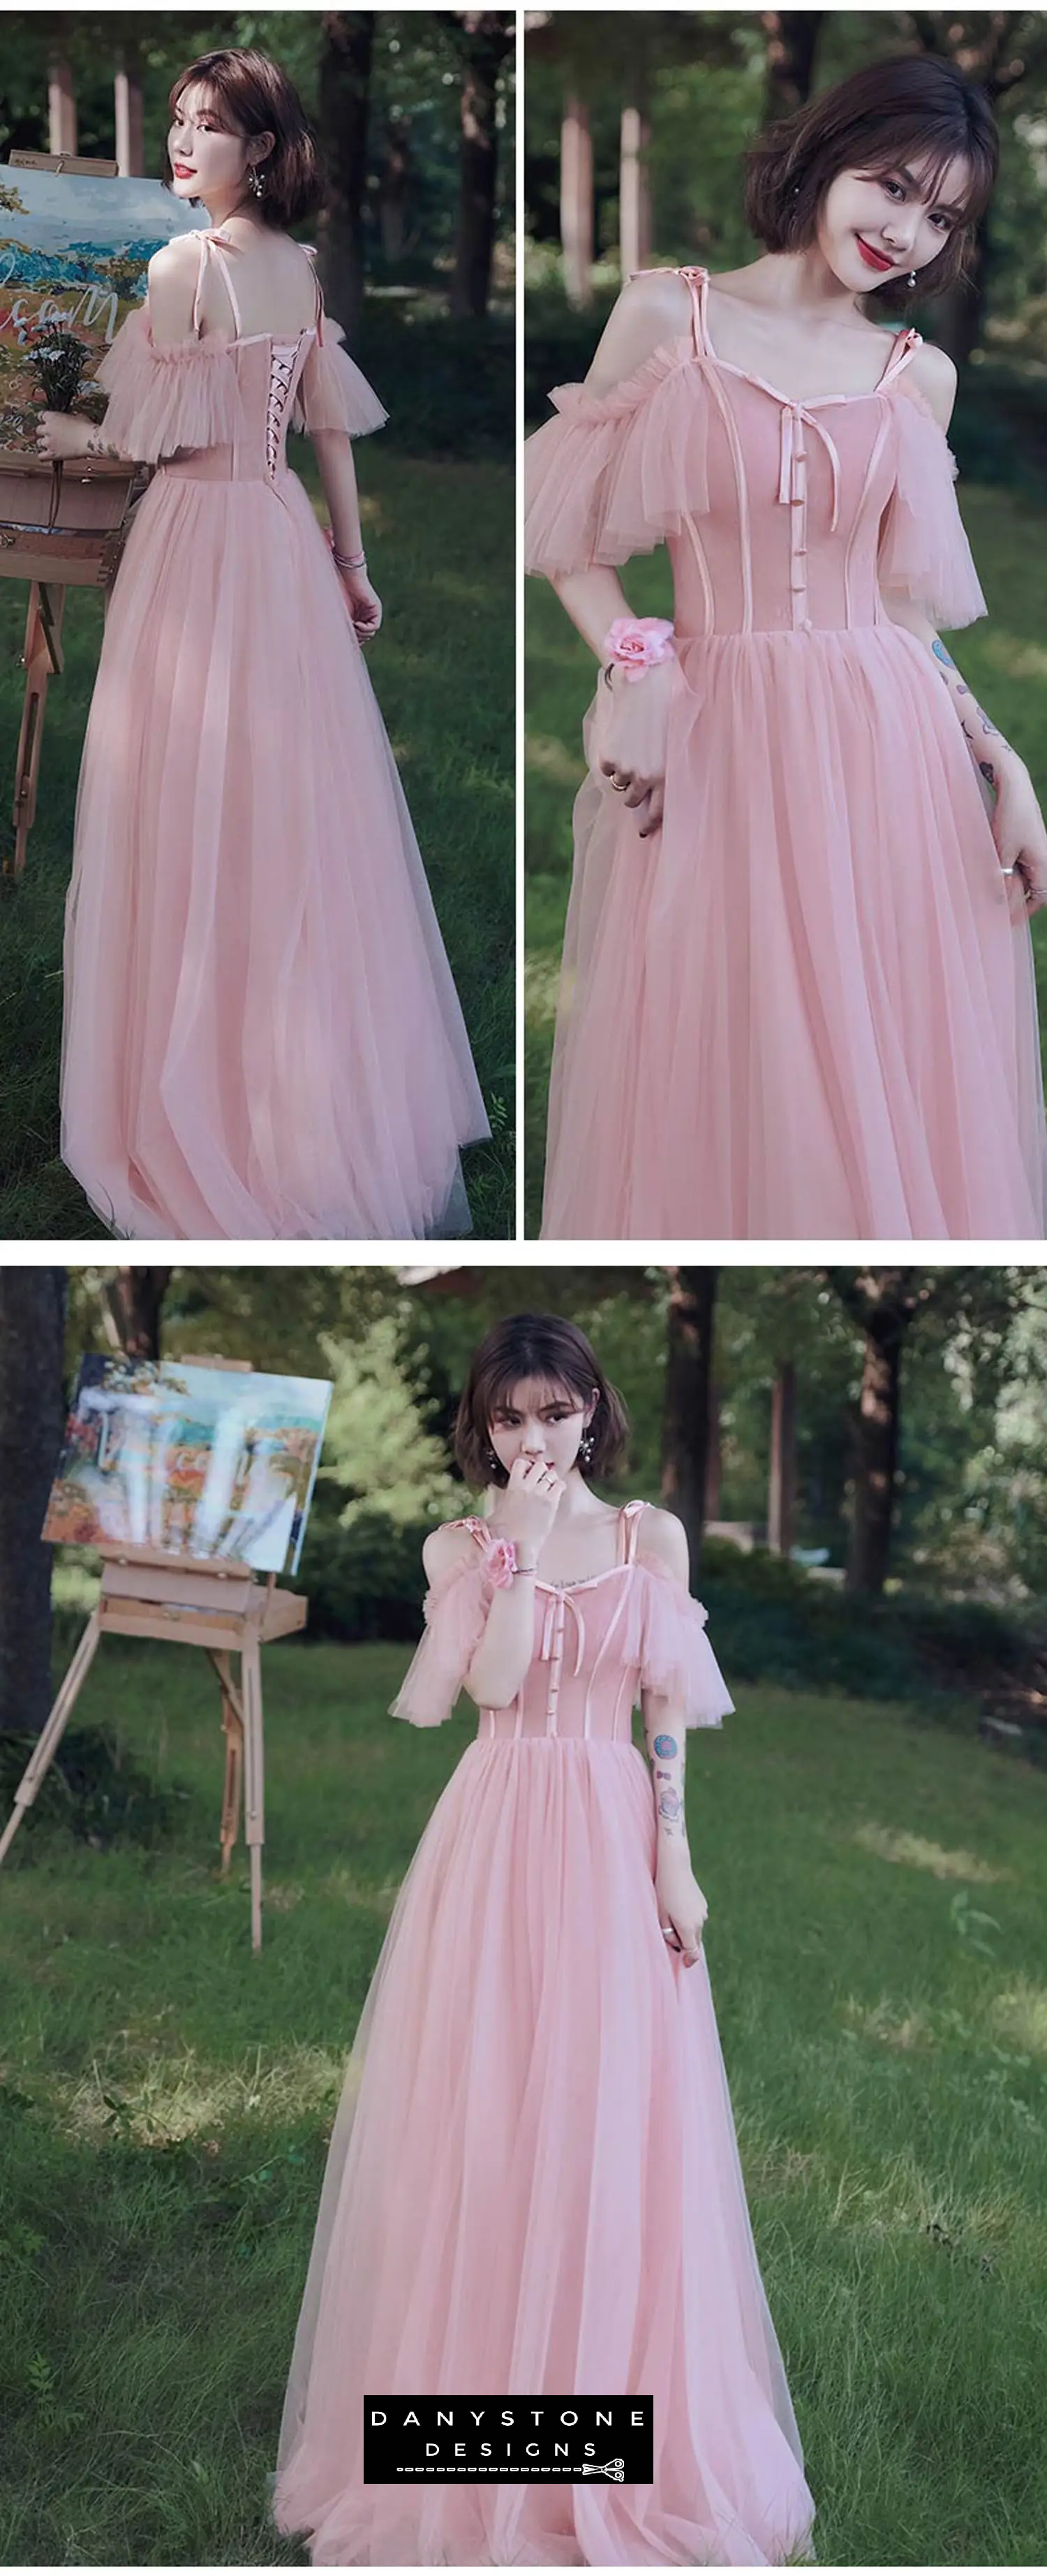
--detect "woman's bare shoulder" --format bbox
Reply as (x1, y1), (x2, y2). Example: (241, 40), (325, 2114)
(422, 1518), (480, 1583)
(585, 267), (694, 397)
(635, 1502), (690, 1584)
(905, 336), (958, 432)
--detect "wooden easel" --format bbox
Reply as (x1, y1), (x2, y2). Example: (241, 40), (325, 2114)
(0, 151), (146, 877)
(0, 1353), (309, 1951)
(0, 1546), (306, 1951)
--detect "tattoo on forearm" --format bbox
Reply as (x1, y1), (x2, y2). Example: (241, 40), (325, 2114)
(931, 636), (1005, 789)
(647, 1724), (687, 1842)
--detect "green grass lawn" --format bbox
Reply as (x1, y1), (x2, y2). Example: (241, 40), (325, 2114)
(0, 441), (513, 1241)
(2, 1629), (1046, 2563)
(525, 483), (1047, 1236)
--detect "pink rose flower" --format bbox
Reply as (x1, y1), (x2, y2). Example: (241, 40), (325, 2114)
(602, 616), (676, 683)
(483, 1534), (517, 1588)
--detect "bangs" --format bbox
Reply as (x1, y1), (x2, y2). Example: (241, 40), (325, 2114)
(854, 121), (991, 225)
(170, 73), (235, 126)
(486, 1372), (584, 1421)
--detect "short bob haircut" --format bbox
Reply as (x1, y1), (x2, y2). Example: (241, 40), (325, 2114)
(454, 1313), (630, 1490)
(165, 48), (325, 230)
(744, 53), (998, 314)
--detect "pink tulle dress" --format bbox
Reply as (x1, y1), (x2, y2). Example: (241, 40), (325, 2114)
(272, 1500), (816, 2568)
(61, 228), (489, 1240)
(525, 264), (1047, 1241)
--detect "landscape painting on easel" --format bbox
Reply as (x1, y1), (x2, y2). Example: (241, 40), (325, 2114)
(0, 166), (205, 450)
(42, 1359), (333, 1576)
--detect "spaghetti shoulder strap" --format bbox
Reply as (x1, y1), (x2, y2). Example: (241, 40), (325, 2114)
(676, 265), (710, 357)
(191, 232), (211, 339)
(630, 262), (707, 357)
(302, 243), (325, 343)
(191, 229), (242, 339)
(618, 1499), (647, 1564)
(207, 231), (243, 337)
(879, 323), (921, 390)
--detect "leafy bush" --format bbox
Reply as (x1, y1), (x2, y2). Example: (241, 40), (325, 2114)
(352, 300), (514, 459)
(695, 1542), (1042, 1715)
(291, 1512), (430, 1644)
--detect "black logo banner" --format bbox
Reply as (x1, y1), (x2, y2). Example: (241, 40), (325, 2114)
(365, 2394), (654, 2485)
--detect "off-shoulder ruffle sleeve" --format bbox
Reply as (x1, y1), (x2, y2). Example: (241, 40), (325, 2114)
(524, 341), (708, 577)
(877, 386), (987, 630)
(621, 1564), (734, 1729)
(92, 303), (248, 464)
(388, 1549), (493, 1728)
(292, 320), (387, 439)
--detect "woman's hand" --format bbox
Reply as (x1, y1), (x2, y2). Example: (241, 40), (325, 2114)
(337, 566), (383, 641)
(593, 656), (674, 841)
(991, 755), (1047, 917)
(489, 1456), (565, 1562)
(35, 410), (96, 461)
(655, 1846), (708, 1967)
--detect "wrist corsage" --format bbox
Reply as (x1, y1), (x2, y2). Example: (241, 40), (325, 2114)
(602, 615), (676, 684)
(480, 1532), (518, 1588)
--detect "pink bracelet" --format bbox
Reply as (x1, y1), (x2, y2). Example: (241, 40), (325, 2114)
(602, 615), (676, 683)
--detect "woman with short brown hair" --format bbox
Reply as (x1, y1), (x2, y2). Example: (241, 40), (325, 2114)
(526, 53), (1047, 1242)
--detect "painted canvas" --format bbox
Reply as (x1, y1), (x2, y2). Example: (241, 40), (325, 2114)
(42, 1359), (333, 1577)
(0, 165), (205, 450)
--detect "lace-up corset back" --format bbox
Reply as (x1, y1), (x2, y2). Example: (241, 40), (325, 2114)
(158, 228), (320, 486)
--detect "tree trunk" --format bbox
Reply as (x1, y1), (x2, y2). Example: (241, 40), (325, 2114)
(105, 1269), (171, 1361)
(379, 112), (412, 263)
(661, 1268), (718, 1581)
(560, 92), (593, 309)
(846, 1325), (901, 1597)
(0, 1268), (67, 1736)
(114, 47), (144, 178)
(450, 15), (510, 320)
(318, 12), (374, 338)
(47, 49), (77, 156)
(761, 12), (825, 115)
(704, 1379), (722, 1520)
(619, 103), (652, 280)
(768, 1360), (796, 1557)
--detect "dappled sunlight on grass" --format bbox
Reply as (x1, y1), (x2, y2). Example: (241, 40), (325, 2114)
(842, 1997), (936, 2052)
(526, 733), (586, 789)
(987, 1978), (1047, 2061)
(525, 952), (563, 1032)
(982, 630), (1047, 685)
(852, 1823), (1009, 1883)
(46, 2038), (346, 2149)
(320, 1863), (401, 1918)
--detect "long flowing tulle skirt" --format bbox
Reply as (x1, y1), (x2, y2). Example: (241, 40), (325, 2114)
(61, 465), (488, 1239)
(272, 1738), (815, 2566)
(541, 626), (1047, 1239)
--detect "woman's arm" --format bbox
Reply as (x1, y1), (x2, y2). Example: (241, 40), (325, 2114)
(637, 1507), (709, 1967)
(311, 427), (382, 639)
(880, 349), (1047, 912)
(36, 241), (196, 462)
(422, 1460), (562, 1712)
(544, 267), (688, 656)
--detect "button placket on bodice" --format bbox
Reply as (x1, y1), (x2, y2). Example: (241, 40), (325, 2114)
(537, 1587), (587, 1735)
(775, 401), (842, 631)
(672, 267), (921, 634)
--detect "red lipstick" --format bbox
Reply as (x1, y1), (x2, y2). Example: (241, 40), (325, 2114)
(856, 236), (894, 274)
